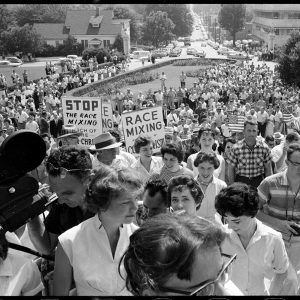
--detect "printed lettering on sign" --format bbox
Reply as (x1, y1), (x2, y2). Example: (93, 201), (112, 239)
(121, 107), (165, 154)
(102, 100), (113, 132)
(62, 96), (102, 147)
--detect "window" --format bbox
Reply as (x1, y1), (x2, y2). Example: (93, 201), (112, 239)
(103, 40), (110, 48)
(55, 41), (60, 46)
(273, 12), (279, 19)
(288, 13), (300, 19)
(84, 40), (88, 48)
(275, 28), (279, 35)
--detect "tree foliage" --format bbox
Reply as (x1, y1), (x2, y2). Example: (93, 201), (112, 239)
(113, 6), (142, 43)
(218, 4), (246, 46)
(112, 33), (124, 53)
(142, 11), (175, 48)
(0, 5), (15, 32)
(144, 4), (193, 37)
(14, 4), (67, 26)
(0, 25), (43, 55)
(277, 31), (300, 88)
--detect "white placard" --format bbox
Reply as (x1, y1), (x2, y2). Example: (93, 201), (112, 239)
(102, 100), (114, 133)
(121, 107), (165, 154)
(62, 96), (102, 147)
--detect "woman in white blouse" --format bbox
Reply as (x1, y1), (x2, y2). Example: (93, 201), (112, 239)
(194, 152), (226, 224)
(53, 166), (143, 296)
(131, 135), (163, 182)
(215, 183), (298, 295)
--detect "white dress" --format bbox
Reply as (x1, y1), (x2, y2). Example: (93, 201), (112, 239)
(59, 215), (138, 296)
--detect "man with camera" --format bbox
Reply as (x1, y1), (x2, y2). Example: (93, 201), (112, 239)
(257, 143), (300, 283)
(28, 146), (94, 255)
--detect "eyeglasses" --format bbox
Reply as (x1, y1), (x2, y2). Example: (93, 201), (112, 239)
(46, 161), (92, 179)
(157, 253), (237, 296)
(288, 159), (300, 167)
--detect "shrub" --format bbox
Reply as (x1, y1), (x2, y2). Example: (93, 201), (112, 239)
(95, 48), (111, 64)
(186, 67), (211, 77)
(82, 48), (99, 61)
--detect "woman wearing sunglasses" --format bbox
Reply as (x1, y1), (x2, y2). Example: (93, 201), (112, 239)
(53, 165), (143, 295)
(120, 213), (241, 296)
(215, 183), (298, 295)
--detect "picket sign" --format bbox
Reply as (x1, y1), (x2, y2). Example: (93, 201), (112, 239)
(101, 98), (114, 133)
(62, 96), (102, 147)
(121, 106), (165, 154)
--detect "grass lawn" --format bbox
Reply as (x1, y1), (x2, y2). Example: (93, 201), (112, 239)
(119, 64), (207, 97)
(0, 65), (48, 86)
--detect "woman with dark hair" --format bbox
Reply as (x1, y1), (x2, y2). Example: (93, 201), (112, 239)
(131, 134), (163, 182)
(120, 213), (240, 296)
(194, 152), (227, 224)
(215, 183), (298, 295)
(53, 165), (143, 295)
(187, 125), (225, 181)
(167, 175), (203, 215)
(154, 143), (194, 184)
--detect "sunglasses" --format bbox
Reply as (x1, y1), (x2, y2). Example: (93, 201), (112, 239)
(157, 253), (237, 296)
(46, 161), (92, 179)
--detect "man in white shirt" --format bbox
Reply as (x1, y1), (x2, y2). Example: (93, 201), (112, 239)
(16, 105), (29, 130)
(257, 106), (269, 137)
(155, 89), (163, 106)
(274, 105), (283, 133)
(25, 112), (39, 133)
(166, 106), (179, 126)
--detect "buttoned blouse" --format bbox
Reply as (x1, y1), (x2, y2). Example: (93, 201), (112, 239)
(59, 215), (138, 296)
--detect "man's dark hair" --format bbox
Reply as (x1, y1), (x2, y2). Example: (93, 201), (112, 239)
(286, 132), (300, 144)
(194, 151), (220, 169)
(134, 135), (154, 154)
(215, 182), (259, 218)
(265, 135), (275, 143)
(119, 213), (226, 296)
(144, 178), (168, 207)
(287, 142), (300, 160)
(108, 129), (121, 142)
(244, 120), (258, 128)
(45, 146), (92, 182)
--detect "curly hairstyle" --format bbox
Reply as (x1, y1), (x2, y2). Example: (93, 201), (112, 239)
(167, 175), (203, 210)
(215, 182), (259, 218)
(85, 166), (144, 213)
(194, 151), (220, 169)
(45, 145), (92, 182)
(134, 135), (154, 154)
(161, 143), (183, 163)
(119, 213), (226, 295)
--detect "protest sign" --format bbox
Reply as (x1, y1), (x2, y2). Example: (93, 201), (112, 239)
(102, 100), (114, 132)
(121, 107), (165, 154)
(62, 96), (102, 146)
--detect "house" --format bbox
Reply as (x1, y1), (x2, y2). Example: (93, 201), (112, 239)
(33, 7), (131, 54)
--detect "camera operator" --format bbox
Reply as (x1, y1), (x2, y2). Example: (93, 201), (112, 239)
(27, 145), (94, 255)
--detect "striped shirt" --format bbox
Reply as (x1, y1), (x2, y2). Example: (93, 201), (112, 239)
(258, 170), (300, 222)
(228, 114), (245, 133)
(226, 138), (271, 178)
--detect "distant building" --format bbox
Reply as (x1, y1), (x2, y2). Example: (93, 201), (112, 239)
(33, 8), (131, 54)
(252, 4), (300, 49)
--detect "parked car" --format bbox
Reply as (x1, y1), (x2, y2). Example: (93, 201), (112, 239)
(187, 47), (197, 55)
(169, 48), (181, 57)
(6, 57), (23, 65)
(0, 60), (22, 67)
(227, 51), (250, 60)
(152, 49), (168, 58)
(200, 42), (207, 47)
(194, 49), (206, 58)
(217, 47), (230, 55)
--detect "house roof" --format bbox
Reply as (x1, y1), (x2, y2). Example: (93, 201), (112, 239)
(65, 9), (123, 36)
(33, 23), (68, 40)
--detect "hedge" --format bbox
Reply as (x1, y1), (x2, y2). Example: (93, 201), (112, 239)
(69, 57), (235, 98)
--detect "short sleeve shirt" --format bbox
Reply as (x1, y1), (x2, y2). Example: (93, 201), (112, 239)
(226, 139), (271, 177)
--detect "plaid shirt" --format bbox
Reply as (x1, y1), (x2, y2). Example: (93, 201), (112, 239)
(226, 138), (271, 178)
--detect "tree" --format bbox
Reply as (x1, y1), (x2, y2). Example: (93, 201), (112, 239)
(0, 5), (15, 32)
(113, 6), (142, 43)
(218, 4), (246, 46)
(277, 30), (300, 88)
(0, 24), (43, 55)
(142, 11), (175, 48)
(144, 4), (193, 37)
(112, 33), (124, 53)
(14, 4), (67, 26)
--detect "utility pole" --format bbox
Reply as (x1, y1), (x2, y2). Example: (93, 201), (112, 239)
(214, 19), (217, 43)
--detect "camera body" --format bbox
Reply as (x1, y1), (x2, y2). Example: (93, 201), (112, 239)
(0, 130), (57, 233)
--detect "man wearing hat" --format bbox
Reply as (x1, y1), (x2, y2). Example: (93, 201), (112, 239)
(56, 124), (82, 147)
(214, 104), (226, 129)
(271, 132), (300, 172)
(90, 132), (123, 167)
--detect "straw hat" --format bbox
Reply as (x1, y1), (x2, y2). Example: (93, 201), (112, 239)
(89, 132), (122, 151)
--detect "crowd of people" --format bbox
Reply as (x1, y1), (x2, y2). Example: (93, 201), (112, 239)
(2, 51), (300, 296)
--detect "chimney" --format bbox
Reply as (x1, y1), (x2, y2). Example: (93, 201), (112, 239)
(95, 6), (101, 17)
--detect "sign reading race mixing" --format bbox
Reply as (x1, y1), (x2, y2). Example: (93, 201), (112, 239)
(62, 96), (102, 146)
(121, 106), (165, 154)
